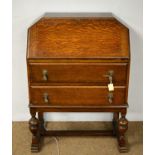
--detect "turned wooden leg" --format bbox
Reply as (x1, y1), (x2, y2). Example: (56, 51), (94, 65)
(38, 112), (46, 135)
(113, 112), (119, 135)
(117, 110), (128, 153)
(29, 109), (40, 152)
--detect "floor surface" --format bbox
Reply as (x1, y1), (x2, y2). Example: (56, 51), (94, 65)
(13, 122), (143, 155)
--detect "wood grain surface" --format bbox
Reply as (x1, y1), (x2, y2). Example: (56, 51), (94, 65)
(29, 62), (128, 85)
(27, 17), (129, 59)
(30, 86), (126, 106)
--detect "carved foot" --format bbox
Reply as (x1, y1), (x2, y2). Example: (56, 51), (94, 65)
(117, 111), (128, 153)
(29, 110), (40, 152)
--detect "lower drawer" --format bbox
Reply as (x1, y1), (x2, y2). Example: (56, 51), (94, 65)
(30, 86), (126, 106)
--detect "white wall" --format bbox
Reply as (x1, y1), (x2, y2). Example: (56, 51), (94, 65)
(12, 0), (143, 121)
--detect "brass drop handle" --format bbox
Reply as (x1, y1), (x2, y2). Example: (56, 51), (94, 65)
(42, 69), (48, 81)
(104, 70), (114, 91)
(108, 92), (113, 104)
(43, 93), (49, 103)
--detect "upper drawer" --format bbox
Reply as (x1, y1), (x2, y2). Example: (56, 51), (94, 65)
(28, 63), (128, 85)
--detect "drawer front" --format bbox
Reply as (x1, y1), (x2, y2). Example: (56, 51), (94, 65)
(29, 63), (127, 85)
(30, 86), (126, 106)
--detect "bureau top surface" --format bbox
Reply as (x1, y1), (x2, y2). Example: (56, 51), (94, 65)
(27, 13), (130, 60)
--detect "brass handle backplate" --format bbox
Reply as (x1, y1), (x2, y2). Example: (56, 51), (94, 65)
(42, 69), (48, 81)
(104, 70), (114, 83)
(108, 92), (113, 104)
(43, 93), (49, 103)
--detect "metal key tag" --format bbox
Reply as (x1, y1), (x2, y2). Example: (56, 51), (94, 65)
(108, 83), (114, 91)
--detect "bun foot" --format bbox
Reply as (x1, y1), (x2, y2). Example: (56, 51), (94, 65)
(31, 143), (40, 153)
(118, 145), (128, 153)
(118, 137), (128, 153)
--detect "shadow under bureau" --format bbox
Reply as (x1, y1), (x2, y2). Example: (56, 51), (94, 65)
(27, 13), (130, 153)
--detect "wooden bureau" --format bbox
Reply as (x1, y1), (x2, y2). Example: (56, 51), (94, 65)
(27, 13), (130, 153)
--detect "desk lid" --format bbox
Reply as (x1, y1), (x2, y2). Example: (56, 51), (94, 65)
(27, 13), (130, 60)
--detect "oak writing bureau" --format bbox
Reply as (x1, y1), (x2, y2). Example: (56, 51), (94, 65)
(27, 13), (130, 153)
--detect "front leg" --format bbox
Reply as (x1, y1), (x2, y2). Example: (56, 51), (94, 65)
(113, 112), (119, 136)
(38, 112), (46, 135)
(29, 109), (40, 152)
(117, 109), (128, 152)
